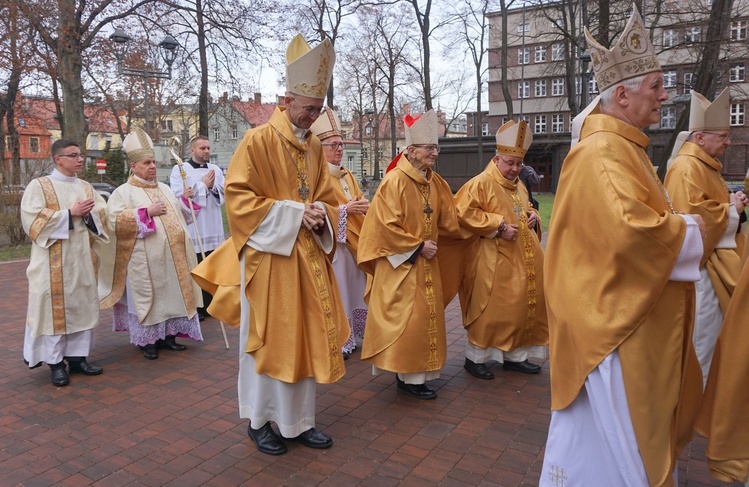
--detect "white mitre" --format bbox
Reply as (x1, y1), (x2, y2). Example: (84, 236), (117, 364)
(286, 34), (336, 100)
(496, 120), (533, 158)
(123, 128), (155, 164)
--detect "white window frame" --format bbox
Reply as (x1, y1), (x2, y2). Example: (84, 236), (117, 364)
(660, 107), (676, 129)
(551, 114), (564, 133)
(213, 127), (220, 141)
(534, 46), (546, 63)
(518, 47), (530, 65)
(518, 81), (530, 99)
(683, 73), (694, 93)
(730, 103), (745, 126)
(588, 77), (598, 94)
(535, 80), (547, 97)
(231, 124), (239, 139)
(519, 115), (530, 124)
(685, 26), (701, 43)
(730, 64), (745, 82)
(731, 20), (748, 41)
(663, 29), (678, 48)
(518, 23), (529, 34)
(482, 123), (489, 136)
(663, 70), (677, 88)
(535, 115), (547, 134)
(29, 137), (40, 153)
(552, 78), (564, 96)
(552, 43), (564, 61)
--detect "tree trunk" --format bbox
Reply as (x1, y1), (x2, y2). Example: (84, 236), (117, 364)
(57, 1), (89, 149)
(499, 0), (514, 120)
(476, 62), (484, 163)
(196, 0), (209, 137)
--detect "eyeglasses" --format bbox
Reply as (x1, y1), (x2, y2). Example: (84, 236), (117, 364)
(701, 131), (731, 141)
(497, 155), (524, 169)
(57, 153), (83, 159)
(412, 144), (440, 153)
(322, 142), (345, 150)
(289, 97), (323, 116)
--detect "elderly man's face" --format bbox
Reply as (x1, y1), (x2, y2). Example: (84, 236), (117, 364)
(132, 158), (157, 181)
(696, 130), (731, 158)
(285, 94), (324, 130)
(624, 72), (669, 129)
(407, 144), (439, 171)
(321, 135), (344, 166)
(495, 154), (524, 180)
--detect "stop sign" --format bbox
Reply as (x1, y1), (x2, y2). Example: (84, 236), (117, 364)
(96, 159), (107, 170)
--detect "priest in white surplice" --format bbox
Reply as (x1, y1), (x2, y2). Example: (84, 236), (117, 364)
(169, 135), (226, 321)
(192, 34), (349, 456)
(21, 139), (108, 386)
(541, 8), (705, 486)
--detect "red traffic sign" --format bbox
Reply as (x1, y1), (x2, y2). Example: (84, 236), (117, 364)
(96, 159), (107, 170)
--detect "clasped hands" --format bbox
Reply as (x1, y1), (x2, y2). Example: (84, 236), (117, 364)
(202, 170), (215, 189)
(302, 204), (326, 231)
(70, 198), (95, 219)
(346, 195), (369, 215)
(731, 190), (749, 215)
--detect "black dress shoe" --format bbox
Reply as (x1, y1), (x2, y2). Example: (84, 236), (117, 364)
(285, 428), (333, 449)
(140, 344), (158, 359)
(49, 362), (69, 386)
(248, 422), (287, 455)
(66, 357), (103, 376)
(503, 359), (542, 374)
(156, 335), (186, 351)
(342, 350), (350, 360)
(396, 376), (437, 399)
(464, 358), (494, 379)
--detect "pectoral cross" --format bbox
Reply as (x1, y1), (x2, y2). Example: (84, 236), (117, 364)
(514, 203), (523, 220)
(298, 177), (310, 203)
(424, 204), (433, 215)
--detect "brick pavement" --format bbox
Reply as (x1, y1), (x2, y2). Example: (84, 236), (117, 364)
(0, 258), (741, 486)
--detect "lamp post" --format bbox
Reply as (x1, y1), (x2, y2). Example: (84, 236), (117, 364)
(109, 27), (179, 136)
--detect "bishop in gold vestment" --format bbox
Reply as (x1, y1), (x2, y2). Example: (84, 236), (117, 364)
(455, 120), (547, 380)
(358, 110), (464, 400)
(540, 9), (704, 486)
(191, 35), (348, 455)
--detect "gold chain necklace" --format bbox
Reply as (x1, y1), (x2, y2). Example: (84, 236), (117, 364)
(633, 143), (675, 214)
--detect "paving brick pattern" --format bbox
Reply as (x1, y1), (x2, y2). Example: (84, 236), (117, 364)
(0, 259), (741, 486)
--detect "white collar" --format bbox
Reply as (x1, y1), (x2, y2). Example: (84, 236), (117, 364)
(50, 168), (78, 182)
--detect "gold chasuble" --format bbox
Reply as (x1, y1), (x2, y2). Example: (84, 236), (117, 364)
(697, 243), (749, 482)
(545, 114), (702, 486)
(665, 141), (741, 312)
(358, 156), (463, 373)
(98, 178), (202, 326)
(329, 164), (365, 260)
(454, 161), (548, 351)
(191, 107), (349, 385)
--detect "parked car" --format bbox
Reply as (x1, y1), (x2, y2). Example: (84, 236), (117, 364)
(90, 182), (118, 201)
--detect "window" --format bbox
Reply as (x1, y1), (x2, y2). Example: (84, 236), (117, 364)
(553, 18), (565, 29)
(362, 148), (368, 159)
(29, 137), (39, 153)
(552, 43), (564, 61)
(231, 124), (238, 139)
(89, 135), (98, 150)
(347, 155), (354, 166)
(683, 73), (694, 93)
(519, 115), (530, 124)
(482, 123), (489, 136)
(535, 46), (546, 63)
(518, 47), (530, 65)
(661, 107), (676, 129)
(535, 80), (547, 97)
(552, 78), (564, 96)
(518, 23), (529, 34)
(161, 119), (174, 132)
(731, 20), (748, 41)
(575, 76), (582, 95)
(518, 81), (530, 98)
(535, 115), (547, 134)
(210, 154), (218, 165)
(664, 70), (677, 88)
(552, 114), (564, 133)
(731, 103), (745, 126)
(378, 169), (384, 179)
(588, 77), (598, 94)
(213, 127), (220, 141)
(365, 126), (372, 136)
(730, 64), (745, 82)
(685, 26), (701, 43)
(663, 29), (678, 47)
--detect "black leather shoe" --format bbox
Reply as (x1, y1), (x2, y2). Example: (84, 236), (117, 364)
(285, 428), (333, 449)
(156, 335), (187, 351)
(140, 344), (158, 359)
(342, 350), (350, 360)
(464, 358), (494, 379)
(396, 376), (437, 399)
(248, 422), (287, 455)
(49, 362), (69, 386)
(503, 359), (542, 374)
(66, 357), (103, 376)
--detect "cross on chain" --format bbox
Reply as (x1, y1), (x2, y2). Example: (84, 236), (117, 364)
(298, 176), (310, 203)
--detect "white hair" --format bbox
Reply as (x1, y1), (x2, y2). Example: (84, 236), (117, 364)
(599, 74), (650, 106)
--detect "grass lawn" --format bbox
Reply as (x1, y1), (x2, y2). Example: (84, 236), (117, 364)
(0, 244), (30, 262)
(535, 193), (555, 232)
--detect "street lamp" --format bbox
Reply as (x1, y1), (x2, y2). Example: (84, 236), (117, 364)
(109, 27), (180, 135)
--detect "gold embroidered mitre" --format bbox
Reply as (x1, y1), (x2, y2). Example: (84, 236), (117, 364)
(495, 120), (533, 157)
(286, 34), (336, 100)
(585, 5), (661, 92)
(404, 109), (439, 147)
(123, 128), (155, 164)
(310, 109), (342, 140)
(690, 88), (730, 131)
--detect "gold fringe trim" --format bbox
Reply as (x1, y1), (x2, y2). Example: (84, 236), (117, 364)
(37, 177), (66, 334)
(419, 183), (439, 370)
